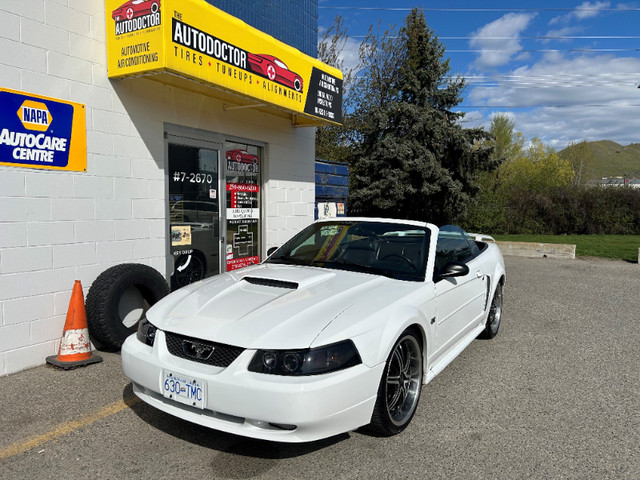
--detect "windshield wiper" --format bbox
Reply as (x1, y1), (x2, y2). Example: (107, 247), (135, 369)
(266, 254), (310, 266)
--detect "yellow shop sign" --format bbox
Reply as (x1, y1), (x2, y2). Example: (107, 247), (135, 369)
(105, 0), (343, 125)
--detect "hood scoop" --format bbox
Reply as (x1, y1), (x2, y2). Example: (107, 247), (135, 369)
(242, 276), (299, 290)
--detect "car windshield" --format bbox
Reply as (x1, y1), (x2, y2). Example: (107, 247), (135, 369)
(266, 220), (429, 281)
(274, 59), (288, 69)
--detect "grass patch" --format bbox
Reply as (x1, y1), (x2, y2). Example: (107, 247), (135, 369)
(492, 234), (640, 263)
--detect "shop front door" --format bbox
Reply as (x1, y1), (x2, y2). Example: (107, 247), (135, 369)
(168, 140), (222, 290)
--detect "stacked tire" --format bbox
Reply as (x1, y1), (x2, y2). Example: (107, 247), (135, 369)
(86, 264), (169, 351)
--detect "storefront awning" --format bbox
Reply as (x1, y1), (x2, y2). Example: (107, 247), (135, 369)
(106, 0), (343, 127)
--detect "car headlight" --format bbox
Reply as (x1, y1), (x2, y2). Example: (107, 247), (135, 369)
(136, 317), (157, 347)
(248, 340), (362, 376)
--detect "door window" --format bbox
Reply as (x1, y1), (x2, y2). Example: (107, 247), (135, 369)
(435, 225), (478, 273)
(224, 142), (261, 271)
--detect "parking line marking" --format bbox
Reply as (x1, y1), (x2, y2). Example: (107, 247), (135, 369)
(0, 395), (141, 461)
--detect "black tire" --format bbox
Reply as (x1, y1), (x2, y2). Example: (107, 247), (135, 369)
(479, 281), (503, 339)
(369, 329), (423, 436)
(86, 263), (169, 351)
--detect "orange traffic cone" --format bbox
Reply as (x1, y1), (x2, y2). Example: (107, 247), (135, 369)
(46, 280), (103, 370)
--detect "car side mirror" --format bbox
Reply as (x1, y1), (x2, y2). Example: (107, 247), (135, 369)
(267, 246), (278, 257)
(438, 261), (469, 279)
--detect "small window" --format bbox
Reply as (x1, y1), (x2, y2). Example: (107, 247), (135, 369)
(467, 234), (480, 257)
(274, 59), (288, 70)
(435, 225), (476, 271)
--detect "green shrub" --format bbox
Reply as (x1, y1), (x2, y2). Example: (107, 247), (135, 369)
(462, 185), (640, 235)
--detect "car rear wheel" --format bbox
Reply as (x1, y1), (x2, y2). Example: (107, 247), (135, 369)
(369, 329), (423, 436)
(479, 282), (503, 339)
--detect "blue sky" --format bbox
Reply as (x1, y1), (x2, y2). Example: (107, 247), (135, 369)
(318, 1), (640, 150)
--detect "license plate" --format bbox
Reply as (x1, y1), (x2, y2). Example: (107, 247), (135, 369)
(162, 370), (205, 409)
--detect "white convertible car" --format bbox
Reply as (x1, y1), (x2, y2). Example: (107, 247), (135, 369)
(122, 218), (505, 442)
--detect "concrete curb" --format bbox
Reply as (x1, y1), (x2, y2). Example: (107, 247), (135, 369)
(496, 241), (576, 259)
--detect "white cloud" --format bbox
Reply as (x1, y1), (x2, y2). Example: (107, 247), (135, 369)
(470, 13), (537, 70)
(543, 26), (583, 43)
(464, 54), (640, 148)
(549, 1), (611, 25)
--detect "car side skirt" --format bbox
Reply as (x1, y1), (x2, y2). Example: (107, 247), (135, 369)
(425, 323), (485, 384)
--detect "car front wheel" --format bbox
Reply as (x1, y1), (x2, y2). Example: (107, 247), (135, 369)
(369, 329), (423, 436)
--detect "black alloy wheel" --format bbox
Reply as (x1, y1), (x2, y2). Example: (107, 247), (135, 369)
(369, 329), (423, 436)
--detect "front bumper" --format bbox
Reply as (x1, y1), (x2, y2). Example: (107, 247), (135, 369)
(121, 331), (383, 443)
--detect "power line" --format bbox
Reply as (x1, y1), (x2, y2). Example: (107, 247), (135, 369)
(464, 83), (639, 89)
(464, 84), (640, 88)
(462, 73), (640, 87)
(319, 7), (640, 12)
(450, 73), (640, 88)
(449, 36), (640, 40)
(336, 36), (640, 52)
(336, 41), (640, 53)
(447, 48), (640, 53)
(462, 82), (637, 90)
(457, 104), (640, 108)
(345, 35), (640, 40)
(464, 73), (640, 79)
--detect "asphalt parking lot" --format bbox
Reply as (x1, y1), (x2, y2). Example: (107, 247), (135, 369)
(1, 256), (639, 480)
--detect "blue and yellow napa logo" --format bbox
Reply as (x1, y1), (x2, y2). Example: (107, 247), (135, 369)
(18, 100), (52, 132)
(1, 88), (86, 171)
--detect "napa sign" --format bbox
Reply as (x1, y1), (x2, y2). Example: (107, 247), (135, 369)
(105, 0), (343, 126)
(0, 88), (86, 172)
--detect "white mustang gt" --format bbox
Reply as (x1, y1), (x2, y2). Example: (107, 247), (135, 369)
(122, 218), (505, 442)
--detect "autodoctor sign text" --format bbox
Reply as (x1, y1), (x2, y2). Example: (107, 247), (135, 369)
(0, 88), (86, 172)
(106, 0), (343, 125)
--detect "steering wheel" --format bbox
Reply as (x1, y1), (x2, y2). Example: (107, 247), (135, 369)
(380, 254), (419, 272)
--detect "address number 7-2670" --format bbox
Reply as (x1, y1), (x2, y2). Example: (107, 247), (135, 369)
(172, 171), (214, 185)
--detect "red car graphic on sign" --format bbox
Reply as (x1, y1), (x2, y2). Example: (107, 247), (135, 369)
(247, 54), (304, 93)
(226, 149), (257, 164)
(112, 0), (160, 21)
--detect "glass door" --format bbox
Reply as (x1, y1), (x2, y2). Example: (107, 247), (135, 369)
(168, 141), (221, 290)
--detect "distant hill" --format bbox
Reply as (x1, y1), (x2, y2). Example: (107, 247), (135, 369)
(559, 140), (640, 180)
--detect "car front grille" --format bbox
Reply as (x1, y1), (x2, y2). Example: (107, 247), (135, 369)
(165, 332), (244, 367)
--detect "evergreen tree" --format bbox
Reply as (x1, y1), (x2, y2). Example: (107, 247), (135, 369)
(348, 9), (492, 224)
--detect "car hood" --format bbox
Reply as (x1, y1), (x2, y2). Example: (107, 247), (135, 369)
(149, 264), (389, 349)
